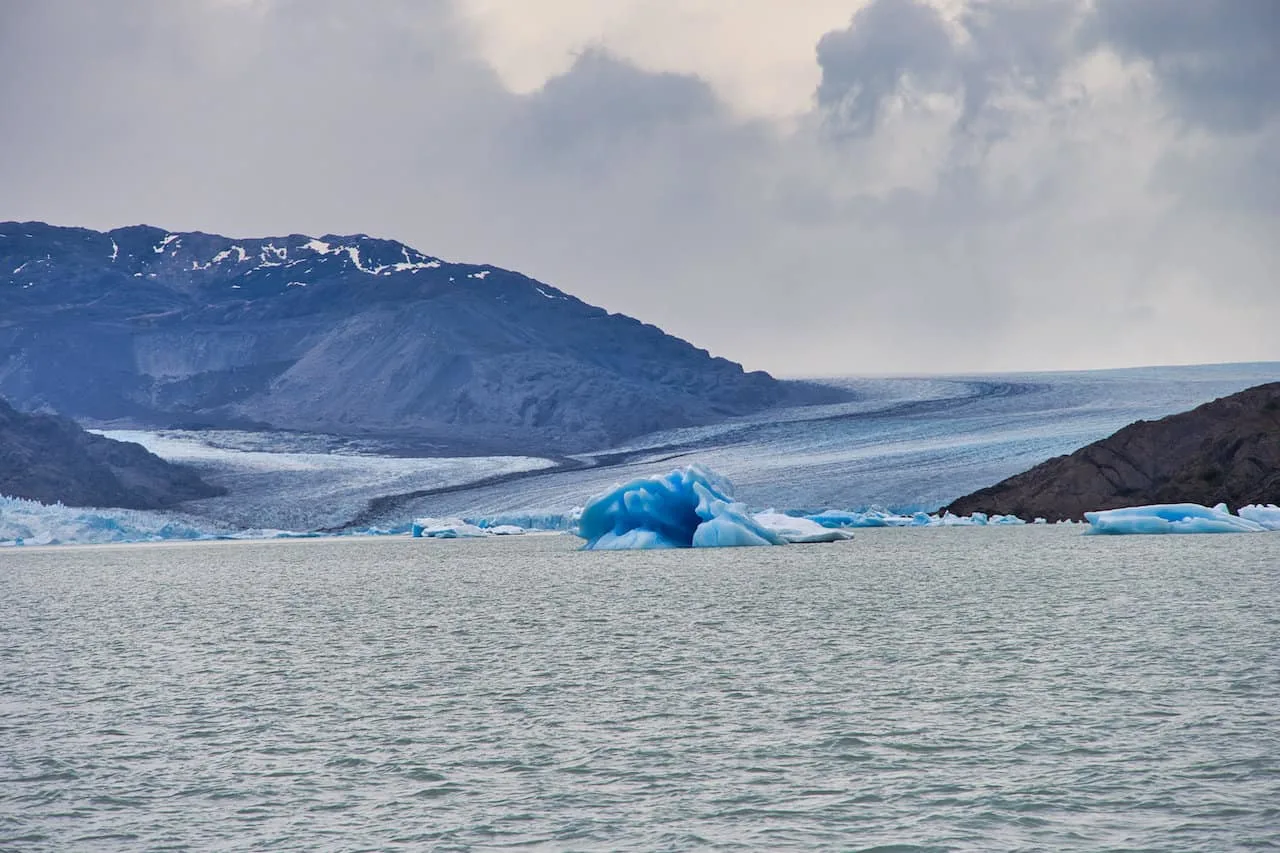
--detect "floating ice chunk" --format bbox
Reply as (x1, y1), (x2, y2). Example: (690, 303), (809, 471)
(753, 512), (854, 543)
(936, 511), (984, 526)
(1238, 504), (1280, 530)
(1084, 503), (1267, 535)
(805, 508), (1024, 528)
(411, 517), (489, 538)
(805, 509), (913, 528)
(577, 464), (786, 550)
(412, 517), (535, 538)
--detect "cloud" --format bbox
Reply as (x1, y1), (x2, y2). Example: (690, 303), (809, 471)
(0, 0), (1275, 375)
(1088, 0), (1280, 132)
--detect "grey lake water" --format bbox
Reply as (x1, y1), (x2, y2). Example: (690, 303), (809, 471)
(2, 529), (1277, 851)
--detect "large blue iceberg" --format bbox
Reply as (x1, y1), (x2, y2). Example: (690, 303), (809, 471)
(577, 465), (807, 550)
(1084, 503), (1270, 535)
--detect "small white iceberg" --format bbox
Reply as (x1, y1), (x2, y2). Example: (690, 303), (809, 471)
(411, 517), (492, 539)
(752, 512), (855, 543)
(1084, 503), (1269, 535)
(1238, 504), (1280, 531)
(411, 517), (530, 538)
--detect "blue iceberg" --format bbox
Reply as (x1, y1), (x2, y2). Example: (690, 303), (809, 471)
(577, 465), (789, 550)
(1084, 503), (1268, 535)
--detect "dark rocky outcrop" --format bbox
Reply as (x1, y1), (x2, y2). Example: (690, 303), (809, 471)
(944, 382), (1280, 521)
(0, 398), (224, 509)
(0, 221), (844, 453)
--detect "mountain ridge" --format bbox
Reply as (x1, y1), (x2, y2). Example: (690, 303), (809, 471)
(0, 396), (224, 509)
(0, 220), (842, 452)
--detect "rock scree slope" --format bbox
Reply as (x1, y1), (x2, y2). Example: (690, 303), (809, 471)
(0, 397), (224, 509)
(944, 382), (1280, 520)
(0, 221), (841, 453)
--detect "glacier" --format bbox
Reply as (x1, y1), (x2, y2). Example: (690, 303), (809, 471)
(6, 364), (1276, 546)
(1084, 503), (1270, 535)
(389, 363), (1278, 526)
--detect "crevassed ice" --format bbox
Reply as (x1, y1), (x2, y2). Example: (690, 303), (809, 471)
(0, 494), (216, 546)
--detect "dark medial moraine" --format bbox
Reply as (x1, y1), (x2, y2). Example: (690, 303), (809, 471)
(0, 221), (845, 454)
(0, 397), (224, 509)
(944, 382), (1280, 521)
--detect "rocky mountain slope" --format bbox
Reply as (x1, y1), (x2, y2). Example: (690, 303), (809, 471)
(0, 221), (839, 453)
(0, 397), (223, 509)
(944, 382), (1280, 520)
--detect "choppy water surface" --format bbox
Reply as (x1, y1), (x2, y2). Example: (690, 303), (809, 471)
(2, 530), (1277, 851)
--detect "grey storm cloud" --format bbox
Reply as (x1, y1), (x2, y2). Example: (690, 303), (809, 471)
(1089, 0), (1280, 132)
(815, 0), (957, 133)
(0, 0), (1276, 374)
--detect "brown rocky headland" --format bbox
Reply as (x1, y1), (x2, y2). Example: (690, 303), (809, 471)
(944, 382), (1280, 521)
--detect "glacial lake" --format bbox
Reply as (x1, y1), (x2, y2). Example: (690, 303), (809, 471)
(2, 529), (1277, 851)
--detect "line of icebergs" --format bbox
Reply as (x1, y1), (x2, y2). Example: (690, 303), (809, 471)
(5, 463), (1278, 547)
(567, 465), (1280, 549)
(570, 465), (1047, 550)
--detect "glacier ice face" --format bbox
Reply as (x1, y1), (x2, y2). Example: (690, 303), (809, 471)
(1084, 503), (1268, 535)
(0, 494), (220, 546)
(469, 510), (582, 531)
(577, 465), (789, 550)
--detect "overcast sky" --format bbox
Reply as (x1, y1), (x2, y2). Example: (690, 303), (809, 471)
(1, 0), (1276, 375)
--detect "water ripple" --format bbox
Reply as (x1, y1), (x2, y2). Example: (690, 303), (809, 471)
(1, 530), (1278, 850)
